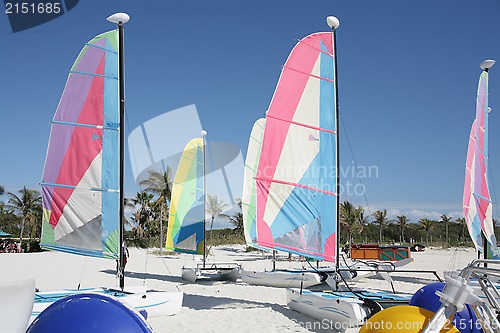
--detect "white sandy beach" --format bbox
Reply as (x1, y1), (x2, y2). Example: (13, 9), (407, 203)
(0, 245), (478, 332)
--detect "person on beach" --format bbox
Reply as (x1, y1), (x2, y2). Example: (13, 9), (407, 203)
(116, 244), (130, 271)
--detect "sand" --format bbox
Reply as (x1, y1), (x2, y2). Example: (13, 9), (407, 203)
(0, 245), (478, 332)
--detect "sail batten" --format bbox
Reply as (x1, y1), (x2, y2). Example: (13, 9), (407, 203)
(282, 66), (335, 83)
(69, 71), (118, 80)
(52, 120), (118, 130)
(266, 114), (336, 133)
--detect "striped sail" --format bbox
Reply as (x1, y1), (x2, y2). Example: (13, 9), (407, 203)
(166, 138), (205, 254)
(40, 30), (120, 258)
(255, 32), (337, 262)
(463, 68), (499, 257)
(242, 118), (265, 248)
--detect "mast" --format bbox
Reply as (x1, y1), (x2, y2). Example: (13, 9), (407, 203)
(201, 130), (207, 268)
(107, 12), (130, 290)
(327, 16), (341, 272)
(480, 59), (495, 260)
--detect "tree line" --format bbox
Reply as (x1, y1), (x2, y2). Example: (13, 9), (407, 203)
(0, 179), (488, 251)
(339, 200), (477, 247)
(0, 169), (244, 251)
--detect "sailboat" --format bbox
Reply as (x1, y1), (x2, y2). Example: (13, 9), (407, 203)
(358, 60), (500, 333)
(166, 133), (240, 282)
(238, 17), (339, 288)
(239, 17), (388, 288)
(240, 116), (327, 287)
(463, 59), (499, 259)
(35, 12), (182, 322)
(232, 16), (412, 330)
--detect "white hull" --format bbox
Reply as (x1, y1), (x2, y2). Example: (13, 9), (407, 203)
(181, 266), (240, 283)
(32, 287), (183, 324)
(0, 279), (35, 333)
(287, 288), (372, 333)
(286, 288), (412, 332)
(241, 268), (323, 288)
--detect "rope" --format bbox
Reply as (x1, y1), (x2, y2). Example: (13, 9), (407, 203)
(339, 112), (373, 218)
(77, 257), (87, 290)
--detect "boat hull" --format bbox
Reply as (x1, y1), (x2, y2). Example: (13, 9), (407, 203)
(0, 279), (35, 333)
(181, 266), (240, 283)
(286, 288), (412, 332)
(287, 288), (372, 332)
(241, 268), (323, 288)
(32, 288), (183, 324)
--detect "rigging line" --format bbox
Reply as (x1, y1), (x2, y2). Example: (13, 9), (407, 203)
(244, 163), (257, 173)
(141, 248), (148, 287)
(124, 103), (143, 194)
(339, 112), (373, 218)
(77, 257), (88, 290)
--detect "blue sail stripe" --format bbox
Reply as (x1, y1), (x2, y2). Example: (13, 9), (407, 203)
(101, 36), (120, 255)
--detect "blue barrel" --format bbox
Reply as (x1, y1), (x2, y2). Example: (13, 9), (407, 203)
(410, 282), (482, 333)
(27, 293), (153, 333)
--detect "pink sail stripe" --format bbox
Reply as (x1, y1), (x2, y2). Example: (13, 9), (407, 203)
(49, 57), (105, 227)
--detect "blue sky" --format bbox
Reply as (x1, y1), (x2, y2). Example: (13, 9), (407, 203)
(1, 0), (500, 224)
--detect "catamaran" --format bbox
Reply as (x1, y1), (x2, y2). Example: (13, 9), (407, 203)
(238, 15), (416, 330)
(35, 12), (182, 322)
(359, 59), (500, 333)
(166, 133), (240, 282)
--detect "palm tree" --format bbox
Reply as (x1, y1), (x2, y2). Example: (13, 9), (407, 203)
(206, 194), (226, 241)
(339, 201), (364, 254)
(138, 168), (173, 249)
(456, 217), (466, 243)
(6, 187), (41, 248)
(126, 191), (155, 240)
(440, 214), (452, 243)
(419, 218), (434, 243)
(396, 215), (410, 243)
(0, 201), (17, 235)
(372, 209), (388, 244)
(221, 199), (243, 232)
(0, 184), (4, 195)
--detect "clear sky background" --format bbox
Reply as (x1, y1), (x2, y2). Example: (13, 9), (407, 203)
(1, 0), (500, 224)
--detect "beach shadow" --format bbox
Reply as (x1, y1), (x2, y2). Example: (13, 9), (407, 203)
(388, 275), (439, 285)
(216, 247), (244, 253)
(100, 269), (184, 283)
(183, 293), (330, 332)
(229, 256), (268, 262)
